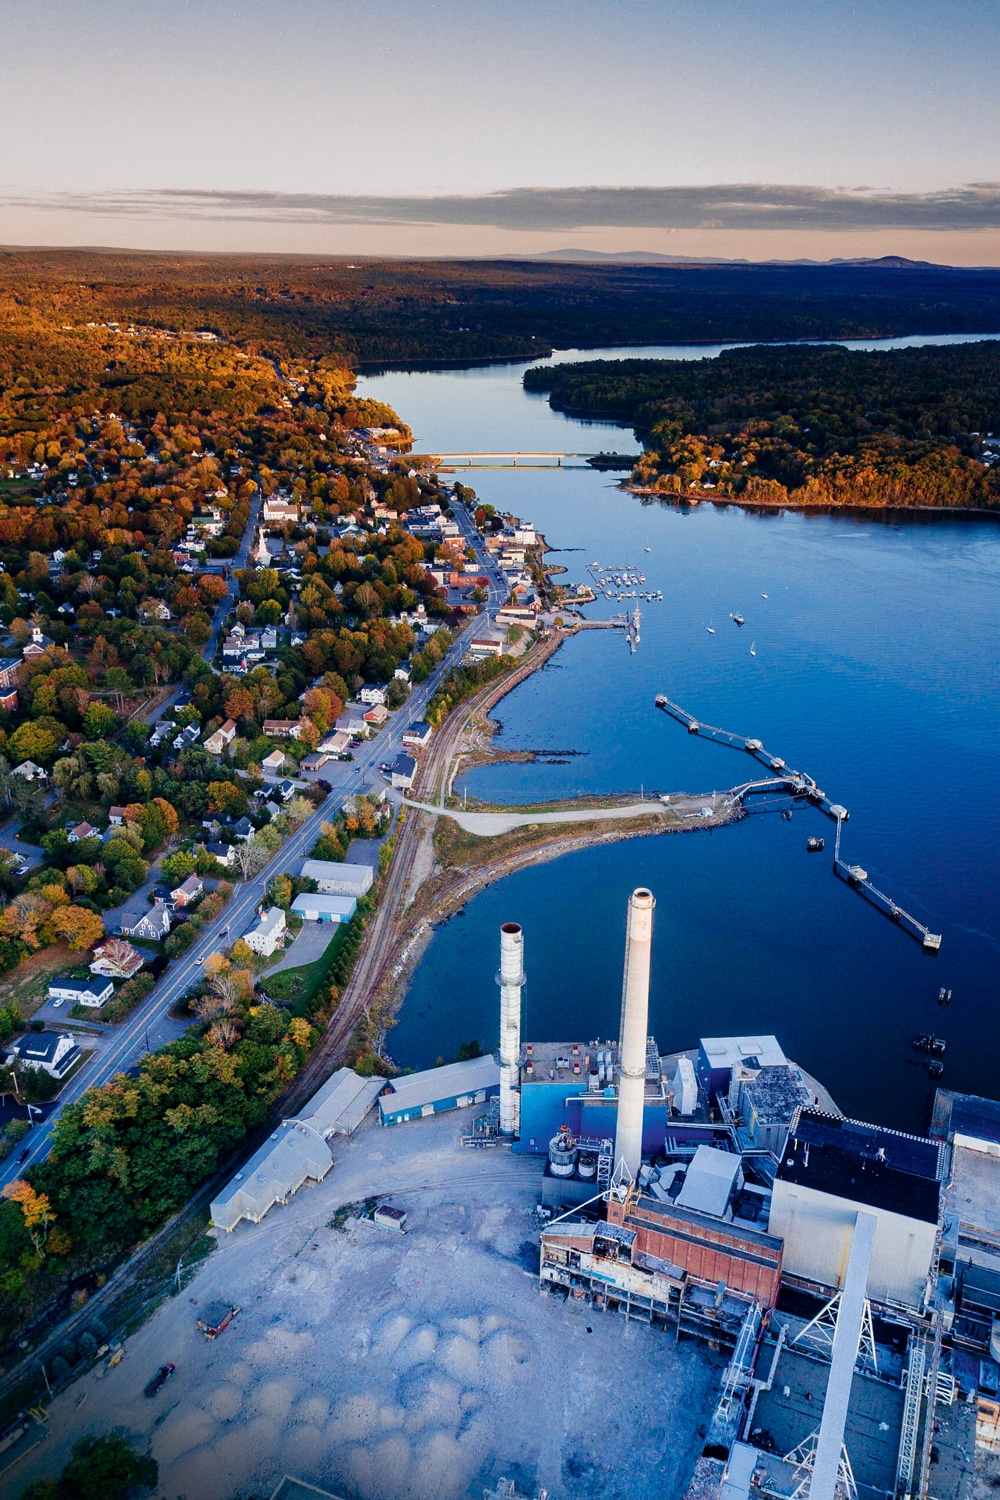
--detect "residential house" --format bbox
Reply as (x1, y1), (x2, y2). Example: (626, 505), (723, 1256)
(259, 624), (279, 651)
(242, 906), (286, 957)
(387, 753), (416, 790)
(122, 903), (172, 941)
(275, 778), (298, 802)
(203, 718), (237, 755)
(204, 840), (237, 868)
(171, 874), (204, 907)
(228, 817), (255, 842)
(13, 760), (46, 782)
(6, 1031), (81, 1078)
(359, 685), (388, 707)
(108, 805), (126, 826)
(393, 665), (411, 684)
(262, 718), (309, 740)
(22, 624), (57, 659)
(89, 942), (144, 980)
(364, 704), (388, 728)
(402, 721), (432, 749)
(48, 975), (115, 1007)
(261, 749), (287, 776)
(140, 600), (172, 623)
(67, 821), (98, 843)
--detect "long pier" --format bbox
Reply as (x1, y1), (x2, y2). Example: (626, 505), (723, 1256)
(424, 451), (600, 470)
(654, 694), (941, 951)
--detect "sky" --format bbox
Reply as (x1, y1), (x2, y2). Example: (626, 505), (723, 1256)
(2, 0), (999, 263)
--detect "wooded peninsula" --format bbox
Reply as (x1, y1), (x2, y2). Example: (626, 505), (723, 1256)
(524, 341), (1000, 510)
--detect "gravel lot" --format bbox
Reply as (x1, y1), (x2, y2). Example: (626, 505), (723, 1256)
(4, 1113), (723, 1500)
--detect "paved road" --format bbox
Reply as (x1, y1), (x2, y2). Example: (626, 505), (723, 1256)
(0, 496), (498, 1187)
(403, 797), (680, 836)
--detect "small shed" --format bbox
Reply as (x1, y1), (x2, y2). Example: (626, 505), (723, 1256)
(378, 1054), (500, 1127)
(196, 1301), (239, 1339)
(374, 1204), (407, 1233)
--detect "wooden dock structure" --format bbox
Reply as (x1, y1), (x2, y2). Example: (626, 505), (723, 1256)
(654, 694), (942, 951)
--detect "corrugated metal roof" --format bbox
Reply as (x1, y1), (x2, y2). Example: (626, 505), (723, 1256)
(291, 893), (357, 920)
(380, 1054), (500, 1116)
(297, 1068), (385, 1137)
(675, 1144), (741, 1218)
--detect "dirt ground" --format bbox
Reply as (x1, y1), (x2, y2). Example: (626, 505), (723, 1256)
(0, 945), (77, 1021)
(4, 1112), (724, 1500)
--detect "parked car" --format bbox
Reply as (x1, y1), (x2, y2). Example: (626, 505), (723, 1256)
(51, 998), (64, 1009)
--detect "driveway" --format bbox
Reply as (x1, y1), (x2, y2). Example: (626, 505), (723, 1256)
(266, 921), (335, 976)
(0, 819), (45, 871)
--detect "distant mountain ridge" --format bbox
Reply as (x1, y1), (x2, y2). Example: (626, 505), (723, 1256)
(507, 249), (953, 269)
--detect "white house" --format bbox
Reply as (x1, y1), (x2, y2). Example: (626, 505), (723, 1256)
(387, 753), (416, 790)
(261, 749), (286, 776)
(359, 685), (388, 706)
(122, 902), (172, 941)
(89, 941), (144, 980)
(402, 721), (432, 749)
(48, 976), (114, 1008)
(7, 1031), (81, 1078)
(203, 719), (237, 755)
(242, 906), (286, 957)
(67, 821), (98, 843)
(13, 760), (46, 782)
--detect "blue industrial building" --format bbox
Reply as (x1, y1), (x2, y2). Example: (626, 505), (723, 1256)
(378, 1054), (500, 1126)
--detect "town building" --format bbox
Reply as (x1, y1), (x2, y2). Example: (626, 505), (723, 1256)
(402, 721), (432, 749)
(387, 752), (416, 790)
(242, 906), (286, 957)
(6, 1031), (81, 1078)
(47, 976), (115, 1008)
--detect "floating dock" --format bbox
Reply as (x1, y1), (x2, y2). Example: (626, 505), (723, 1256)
(654, 694), (942, 951)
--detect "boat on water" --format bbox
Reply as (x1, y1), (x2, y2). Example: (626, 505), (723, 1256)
(750, 641), (756, 657)
(761, 592), (768, 599)
(732, 613), (745, 626)
(807, 837), (824, 852)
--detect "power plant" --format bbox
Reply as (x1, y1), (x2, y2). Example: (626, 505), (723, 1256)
(483, 888), (997, 1500)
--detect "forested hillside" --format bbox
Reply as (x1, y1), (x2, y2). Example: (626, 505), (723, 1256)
(3, 250), (1000, 366)
(524, 342), (1000, 509)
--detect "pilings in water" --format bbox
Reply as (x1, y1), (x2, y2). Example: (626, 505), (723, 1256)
(653, 694), (942, 951)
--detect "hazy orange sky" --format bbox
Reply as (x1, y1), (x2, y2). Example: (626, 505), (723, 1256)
(2, 0), (999, 264)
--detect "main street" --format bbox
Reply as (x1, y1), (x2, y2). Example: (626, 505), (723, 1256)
(0, 494), (502, 1186)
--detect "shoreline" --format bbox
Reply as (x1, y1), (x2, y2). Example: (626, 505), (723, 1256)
(621, 481), (1000, 519)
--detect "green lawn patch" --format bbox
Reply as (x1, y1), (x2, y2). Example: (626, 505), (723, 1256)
(264, 926), (347, 1013)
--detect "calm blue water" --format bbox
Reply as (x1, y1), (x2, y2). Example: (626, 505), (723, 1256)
(359, 340), (1000, 1132)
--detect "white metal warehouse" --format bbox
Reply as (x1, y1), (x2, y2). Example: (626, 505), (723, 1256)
(210, 1068), (385, 1231)
(300, 859), (374, 897)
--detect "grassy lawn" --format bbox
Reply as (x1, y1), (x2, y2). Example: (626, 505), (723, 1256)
(264, 927), (347, 1012)
(0, 945), (78, 1021)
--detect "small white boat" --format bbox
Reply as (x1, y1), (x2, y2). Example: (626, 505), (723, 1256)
(706, 623), (715, 634)
(644, 547), (651, 552)
(761, 592), (768, 599)
(750, 641), (756, 657)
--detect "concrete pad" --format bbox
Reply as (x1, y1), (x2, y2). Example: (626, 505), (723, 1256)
(268, 921), (336, 977)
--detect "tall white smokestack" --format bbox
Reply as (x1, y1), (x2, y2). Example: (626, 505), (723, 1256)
(614, 888), (655, 1180)
(497, 922), (524, 1136)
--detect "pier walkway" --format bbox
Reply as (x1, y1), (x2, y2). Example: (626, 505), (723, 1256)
(654, 694), (942, 951)
(401, 796), (720, 837)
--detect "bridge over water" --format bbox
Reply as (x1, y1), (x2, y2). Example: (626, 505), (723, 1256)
(416, 450), (628, 471)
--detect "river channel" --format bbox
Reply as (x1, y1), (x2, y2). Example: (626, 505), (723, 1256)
(358, 338), (1000, 1132)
